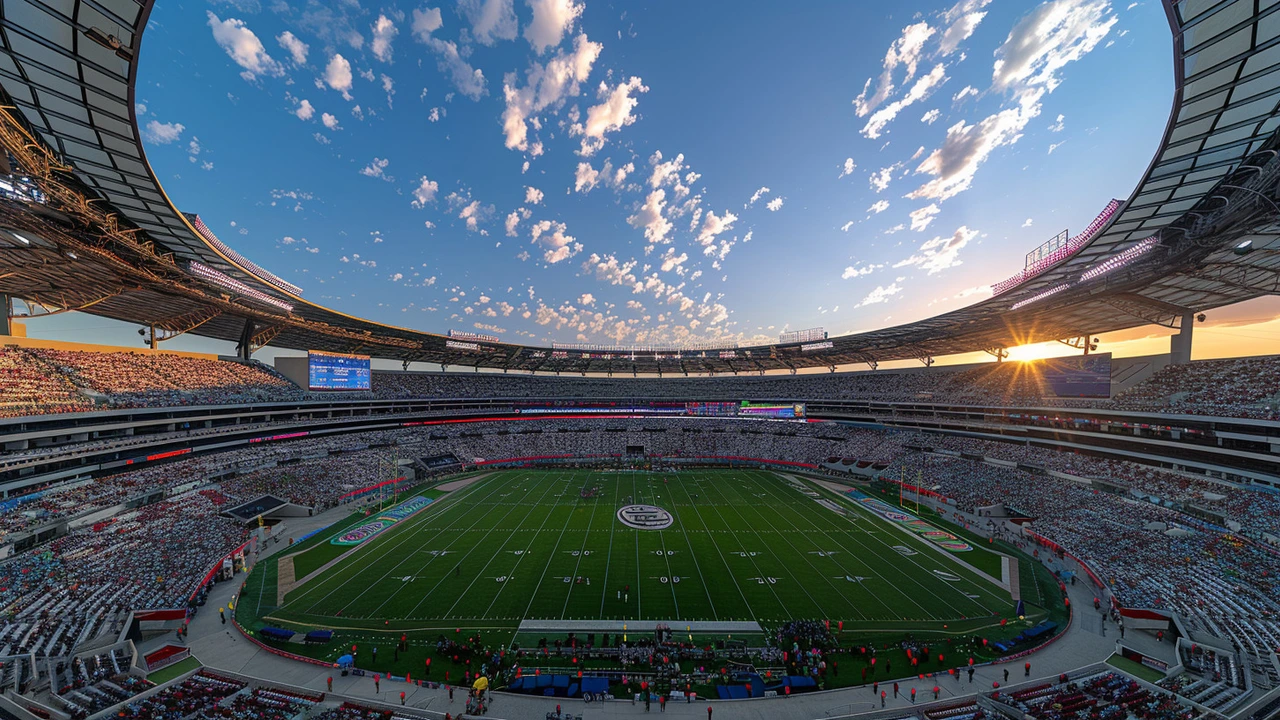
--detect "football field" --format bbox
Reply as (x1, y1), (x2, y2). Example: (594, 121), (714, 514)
(270, 469), (1020, 632)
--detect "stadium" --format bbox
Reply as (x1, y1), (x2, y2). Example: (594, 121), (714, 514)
(0, 0), (1279, 719)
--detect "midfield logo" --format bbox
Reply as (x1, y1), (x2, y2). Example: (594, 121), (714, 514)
(616, 504), (674, 530)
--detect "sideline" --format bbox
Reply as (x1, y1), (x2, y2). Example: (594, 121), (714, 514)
(273, 476), (493, 605)
(786, 474), (1013, 594)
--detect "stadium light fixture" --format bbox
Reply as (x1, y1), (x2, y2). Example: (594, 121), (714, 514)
(1234, 239), (1254, 256)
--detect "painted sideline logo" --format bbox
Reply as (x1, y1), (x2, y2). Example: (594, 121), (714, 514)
(847, 491), (972, 552)
(332, 496), (434, 546)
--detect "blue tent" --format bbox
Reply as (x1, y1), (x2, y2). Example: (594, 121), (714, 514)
(336, 654), (354, 667)
(259, 627), (294, 641)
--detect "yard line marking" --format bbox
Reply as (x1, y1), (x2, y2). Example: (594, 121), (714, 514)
(735, 472), (880, 621)
(700, 470), (829, 618)
(471, 470), (577, 619)
(693, 470), (789, 614)
(597, 476), (619, 619)
(674, 472), (753, 617)
(407, 471), (564, 620)
(666, 472), (720, 620)
(560, 475), (605, 618)
(292, 476), (497, 615)
(632, 473), (642, 619)
(767, 472), (1005, 619)
(515, 471), (588, 621)
(350, 477), (529, 618)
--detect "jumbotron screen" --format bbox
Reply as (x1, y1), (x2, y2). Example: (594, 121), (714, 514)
(307, 351), (371, 391)
(738, 401), (806, 419)
(1041, 353), (1112, 398)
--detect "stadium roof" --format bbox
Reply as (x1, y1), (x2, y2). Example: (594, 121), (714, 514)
(1, 0), (1279, 374)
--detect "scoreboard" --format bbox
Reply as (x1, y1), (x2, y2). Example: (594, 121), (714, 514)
(308, 351), (371, 391)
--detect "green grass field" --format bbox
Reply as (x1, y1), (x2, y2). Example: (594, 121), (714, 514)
(265, 469), (1029, 634)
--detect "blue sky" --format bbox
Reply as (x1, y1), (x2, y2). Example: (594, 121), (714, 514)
(129, 0), (1172, 350)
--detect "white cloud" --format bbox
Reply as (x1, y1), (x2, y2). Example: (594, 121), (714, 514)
(1048, 113), (1065, 132)
(766, 197), (784, 212)
(658, 247), (688, 273)
(841, 263), (882, 279)
(290, 98), (315, 121)
(894, 225), (978, 274)
(574, 162), (600, 193)
(501, 34), (602, 151)
(939, 0), (993, 55)
(1048, 140), (1066, 154)
(411, 176), (439, 208)
(910, 93), (1041, 202)
(921, 108), (940, 124)
(573, 76), (649, 156)
(524, 0), (584, 54)
(993, 0), (1117, 92)
(695, 209), (737, 246)
(1022, 217), (1034, 227)
(460, 0), (518, 46)
(908, 2), (1117, 202)
(325, 54), (354, 100)
(745, 186), (770, 208)
(841, 221), (855, 232)
(143, 120), (184, 144)
(575, 158), (632, 194)
(371, 15), (398, 63)
(359, 157), (391, 180)
(952, 85), (979, 102)
(411, 8), (489, 100)
(868, 200), (890, 215)
(648, 151), (686, 190)
(411, 7), (444, 39)
(627, 189), (673, 245)
(870, 164), (897, 193)
(207, 12), (285, 81)
(954, 284), (993, 299)
(838, 158), (856, 179)
(856, 282), (903, 307)
(909, 203), (941, 232)
(862, 63), (948, 139)
(321, 112), (340, 129)
(578, 292), (596, 306)
(530, 219), (581, 263)
(853, 22), (936, 117)
(277, 31), (309, 65)
(457, 200), (491, 232)
(525, 186), (545, 204)
(381, 74), (395, 106)
(583, 252), (639, 288)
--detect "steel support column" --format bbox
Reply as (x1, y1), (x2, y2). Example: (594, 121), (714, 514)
(1170, 312), (1195, 365)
